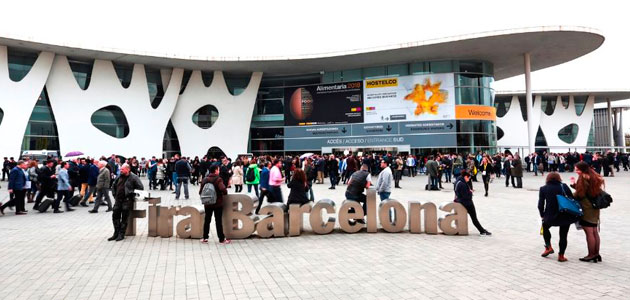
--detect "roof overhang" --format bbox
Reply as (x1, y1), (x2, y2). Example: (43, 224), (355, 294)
(496, 89), (630, 103)
(0, 26), (604, 80)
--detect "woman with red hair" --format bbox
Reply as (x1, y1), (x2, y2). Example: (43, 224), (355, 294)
(571, 161), (605, 263)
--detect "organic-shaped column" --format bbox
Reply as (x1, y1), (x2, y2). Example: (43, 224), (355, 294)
(170, 71), (262, 159)
(0, 46), (54, 158)
(46, 56), (183, 158)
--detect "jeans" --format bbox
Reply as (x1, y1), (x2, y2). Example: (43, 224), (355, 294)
(175, 177), (189, 199)
(329, 173), (338, 188)
(443, 169), (452, 183)
(379, 191), (391, 201)
(202, 205), (225, 242)
(93, 187), (112, 211)
(247, 184), (259, 197)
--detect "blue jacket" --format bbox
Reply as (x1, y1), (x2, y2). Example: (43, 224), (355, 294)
(87, 164), (99, 186)
(57, 169), (71, 191)
(8, 167), (27, 190)
(259, 167), (270, 189)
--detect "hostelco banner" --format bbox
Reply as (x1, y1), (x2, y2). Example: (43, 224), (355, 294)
(122, 190), (469, 239)
(363, 73), (456, 123)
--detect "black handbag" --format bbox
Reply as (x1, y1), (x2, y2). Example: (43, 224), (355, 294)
(590, 191), (612, 209)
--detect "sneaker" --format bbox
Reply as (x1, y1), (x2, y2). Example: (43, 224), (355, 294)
(200, 239), (208, 244)
(220, 239), (232, 245)
(480, 231), (492, 236)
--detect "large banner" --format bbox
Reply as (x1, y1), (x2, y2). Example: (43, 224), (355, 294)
(284, 81), (363, 126)
(363, 73), (455, 123)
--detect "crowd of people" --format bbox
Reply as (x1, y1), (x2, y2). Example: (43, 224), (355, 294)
(0, 149), (615, 260)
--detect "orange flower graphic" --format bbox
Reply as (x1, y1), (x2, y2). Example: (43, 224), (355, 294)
(403, 79), (448, 115)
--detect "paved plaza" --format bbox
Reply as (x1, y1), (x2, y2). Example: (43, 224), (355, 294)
(0, 170), (628, 300)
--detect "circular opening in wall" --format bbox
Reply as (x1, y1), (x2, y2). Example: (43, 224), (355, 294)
(91, 105), (129, 138)
(558, 123), (578, 144)
(192, 105), (219, 129)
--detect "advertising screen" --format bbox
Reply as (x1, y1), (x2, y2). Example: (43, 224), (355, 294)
(363, 73), (455, 123)
(284, 81), (363, 126)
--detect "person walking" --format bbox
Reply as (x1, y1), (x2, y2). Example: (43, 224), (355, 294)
(269, 159), (285, 203)
(504, 155), (512, 187)
(232, 161), (244, 193)
(303, 158), (316, 201)
(80, 160), (98, 206)
(478, 156), (493, 197)
(108, 164), (144, 241)
(257, 161), (273, 214)
(175, 157), (191, 200)
(287, 169), (310, 206)
(375, 160), (393, 201)
(538, 172), (577, 262)
(26, 160), (39, 203)
(245, 160), (260, 198)
(327, 155), (339, 190)
(0, 160), (29, 215)
(454, 171), (491, 236)
(200, 165), (231, 244)
(156, 160), (166, 190)
(90, 161), (112, 213)
(34, 160), (57, 210)
(571, 161), (605, 262)
(511, 153), (523, 188)
(53, 162), (73, 213)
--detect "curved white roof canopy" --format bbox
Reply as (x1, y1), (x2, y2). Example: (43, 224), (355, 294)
(0, 26), (604, 80)
(496, 89), (630, 103)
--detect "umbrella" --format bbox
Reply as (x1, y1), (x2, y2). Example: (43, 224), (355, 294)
(65, 151), (84, 157)
(300, 153), (314, 159)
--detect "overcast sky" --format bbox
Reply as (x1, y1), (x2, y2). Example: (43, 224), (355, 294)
(1, 0), (628, 129)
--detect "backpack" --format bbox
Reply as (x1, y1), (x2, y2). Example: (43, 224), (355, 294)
(590, 191), (613, 209)
(200, 177), (218, 205)
(246, 167), (256, 182)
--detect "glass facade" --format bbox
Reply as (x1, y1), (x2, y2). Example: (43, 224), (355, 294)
(192, 105), (219, 129)
(21, 88), (60, 153)
(90, 106), (130, 138)
(7, 46), (498, 157)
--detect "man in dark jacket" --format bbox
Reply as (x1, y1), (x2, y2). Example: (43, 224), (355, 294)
(109, 164), (143, 241)
(80, 159), (99, 206)
(1, 161), (29, 215)
(2, 157), (9, 181)
(327, 155), (339, 190)
(175, 157), (191, 200)
(200, 165), (230, 244)
(34, 160), (57, 210)
(454, 171), (491, 236)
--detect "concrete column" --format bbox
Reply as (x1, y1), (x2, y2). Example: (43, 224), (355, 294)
(616, 108), (625, 148)
(524, 53), (535, 154)
(607, 98), (614, 150)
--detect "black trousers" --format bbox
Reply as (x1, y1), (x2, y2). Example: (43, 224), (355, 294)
(55, 190), (72, 210)
(35, 188), (54, 207)
(394, 170), (402, 187)
(505, 172), (511, 187)
(2, 189), (25, 212)
(203, 206), (225, 242)
(257, 188), (273, 214)
(462, 202), (486, 234)
(512, 176), (522, 188)
(112, 201), (131, 235)
(482, 175), (490, 194)
(542, 223), (570, 255)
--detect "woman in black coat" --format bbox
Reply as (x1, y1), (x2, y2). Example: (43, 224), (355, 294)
(287, 169), (310, 206)
(538, 172), (578, 262)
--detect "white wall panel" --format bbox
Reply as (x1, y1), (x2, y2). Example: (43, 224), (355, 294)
(171, 71), (262, 159)
(0, 46), (54, 159)
(46, 56), (183, 158)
